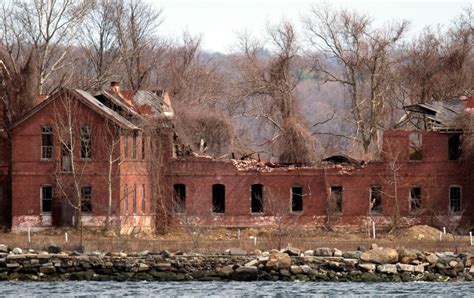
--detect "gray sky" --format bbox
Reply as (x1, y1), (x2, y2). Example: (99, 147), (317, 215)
(151, 0), (472, 53)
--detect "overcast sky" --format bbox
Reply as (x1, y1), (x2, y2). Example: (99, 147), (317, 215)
(151, 0), (472, 53)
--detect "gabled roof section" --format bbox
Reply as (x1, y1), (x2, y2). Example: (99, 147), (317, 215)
(402, 98), (465, 132)
(13, 88), (140, 130)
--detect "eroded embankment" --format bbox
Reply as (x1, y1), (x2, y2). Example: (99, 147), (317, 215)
(0, 244), (473, 282)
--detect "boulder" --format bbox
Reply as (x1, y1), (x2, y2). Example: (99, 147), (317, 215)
(11, 247), (22, 254)
(244, 259), (258, 267)
(399, 249), (422, 264)
(397, 263), (415, 272)
(333, 248), (343, 257)
(303, 250), (314, 256)
(343, 251), (362, 259)
(226, 248), (246, 255)
(137, 263), (149, 272)
(47, 245), (61, 254)
(314, 247), (332, 257)
(448, 260), (458, 268)
(426, 254), (439, 265)
(266, 252), (291, 269)
(377, 264), (398, 274)
(137, 250), (149, 256)
(300, 264), (313, 274)
(414, 265), (425, 273)
(360, 248), (398, 264)
(359, 263), (376, 271)
(0, 244), (8, 253)
(233, 266), (258, 281)
(282, 247), (300, 256)
(290, 265), (303, 275)
(217, 265), (234, 276)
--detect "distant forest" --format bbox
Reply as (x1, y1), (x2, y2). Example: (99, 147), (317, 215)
(0, 0), (472, 162)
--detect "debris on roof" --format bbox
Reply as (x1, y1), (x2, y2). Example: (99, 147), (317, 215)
(402, 98), (465, 132)
(322, 155), (364, 166)
(231, 159), (275, 172)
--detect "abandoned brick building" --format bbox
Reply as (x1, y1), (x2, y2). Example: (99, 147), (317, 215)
(2, 83), (473, 232)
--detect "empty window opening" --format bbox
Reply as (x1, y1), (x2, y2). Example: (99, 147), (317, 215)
(141, 184), (146, 214)
(80, 125), (92, 159)
(212, 184), (225, 213)
(409, 187), (422, 212)
(251, 184), (264, 213)
(41, 185), (52, 214)
(141, 135), (146, 160)
(448, 134), (461, 160)
(449, 186), (461, 213)
(174, 184), (186, 213)
(409, 132), (423, 161)
(81, 185), (92, 213)
(61, 142), (72, 172)
(330, 186), (343, 213)
(132, 184), (137, 215)
(291, 186), (303, 212)
(124, 135), (129, 159)
(370, 185), (383, 213)
(41, 126), (53, 159)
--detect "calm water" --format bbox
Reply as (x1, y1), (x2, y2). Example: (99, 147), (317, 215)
(0, 281), (473, 297)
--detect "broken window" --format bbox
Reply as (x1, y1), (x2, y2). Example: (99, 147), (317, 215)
(124, 135), (129, 159)
(41, 185), (52, 214)
(141, 184), (146, 214)
(174, 184), (186, 213)
(251, 184), (263, 213)
(141, 135), (146, 160)
(370, 185), (383, 213)
(61, 142), (72, 172)
(409, 132), (423, 161)
(80, 185), (92, 213)
(291, 186), (303, 212)
(409, 187), (422, 212)
(330, 186), (343, 213)
(448, 134), (461, 160)
(212, 184), (225, 213)
(80, 125), (92, 159)
(41, 126), (53, 159)
(449, 186), (461, 213)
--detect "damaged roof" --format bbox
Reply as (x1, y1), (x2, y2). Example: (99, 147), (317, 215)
(12, 88), (140, 130)
(402, 98), (466, 131)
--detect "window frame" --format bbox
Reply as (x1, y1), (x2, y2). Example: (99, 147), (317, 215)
(330, 185), (343, 214)
(212, 184), (226, 214)
(41, 126), (54, 160)
(291, 185), (304, 213)
(40, 185), (53, 214)
(251, 184), (264, 214)
(80, 185), (92, 214)
(409, 186), (422, 213)
(449, 185), (462, 214)
(80, 124), (92, 160)
(370, 185), (383, 214)
(174, 184), (186, 213)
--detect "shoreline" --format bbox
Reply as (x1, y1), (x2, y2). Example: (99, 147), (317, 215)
(0, 244), (473, 282)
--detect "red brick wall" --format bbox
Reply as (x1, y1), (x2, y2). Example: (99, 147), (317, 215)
(169, 130), (471, 228)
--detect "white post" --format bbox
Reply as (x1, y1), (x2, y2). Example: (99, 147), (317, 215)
(72, 216), (75, 226)
(65, 232), (69, 243)
(372, 221), (376, 239)
(439, 232), (442, 241)
(443, 227), (446, 234)
(237, 229), (240, 240)
(27, 227), (31, 243)
(470, 231), (473, 246)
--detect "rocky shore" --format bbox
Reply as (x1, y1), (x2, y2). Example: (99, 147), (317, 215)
(0, 244), (473, 282)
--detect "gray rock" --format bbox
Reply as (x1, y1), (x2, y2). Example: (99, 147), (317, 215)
(137, 263), (149, 272)
(414, 265), (425, 273)
(359, 263), (376, 271)
(156, 263), (172, 271)
(377, 264), (398, 274)
(343, 251), (362, 259)
(300, 264), (313, 274)
(279, 268), (291, 277)
(397, 263), (415, 272)
(0, 244), (8, 253)
(226, 248), (246, 255)
(283, 247), (300, 256)
(11, 247), (22, 254)
(244, 259), (258, 267)
(137, 250), (149, 256)
(426, 254), (439, 265)
(333, 249), (343, 257)
(303, 250), (314, 256)
(6, 262), (21, 268)
(39, 265), (56, 274)
(47, 245), (61, 254)
(314, 247), (332, 257)
(217, 265), (234, 276)
(290, 265), (303, 275)
(266, 252), (291, 269)
(360, 248), (398, 264)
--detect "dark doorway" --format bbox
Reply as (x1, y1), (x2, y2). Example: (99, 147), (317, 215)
(448, 134), (461, 160)
(330, 186), (343, 213)
(212, 184), (225, 213)
(410, 187), (421, 212)
(174, 184), (186, 213)
(251, 184), (263, 213)
(370, 185), (383, 213)
(291, 186), (303, 212)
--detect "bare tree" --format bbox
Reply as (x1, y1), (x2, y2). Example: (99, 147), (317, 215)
(304, 4), (408, 156)
(232, 21), (316, 165)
